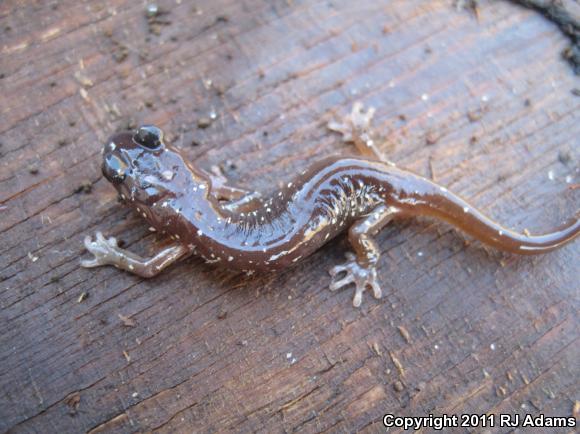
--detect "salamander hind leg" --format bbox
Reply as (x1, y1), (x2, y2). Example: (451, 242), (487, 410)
(328, 102), (393, 164)
(329, 205), (399, 307)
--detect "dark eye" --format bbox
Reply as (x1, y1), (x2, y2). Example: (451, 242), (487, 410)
(133, 125), (164, 149)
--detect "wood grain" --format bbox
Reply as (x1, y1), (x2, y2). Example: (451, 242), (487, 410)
(1, 0), (578, 433)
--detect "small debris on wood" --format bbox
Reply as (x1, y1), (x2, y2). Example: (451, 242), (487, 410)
(28, 164), (39, 175)
(397, 325), (411, 343)
(74, 180), (93, 194)
(28, 252), (39, 262)
(118, 313), (136, 327)
(112, 41), (129, 63)
(145, 4), (172, 35)
(425, 131), (439, 146)
(371, 342), (382, 356)
(74, 71), (94, 88)
(466, 109), (484, 122)
(197, 117), (212, 129)
(455, 0), (480, 20)
(123, 350), (131, 362)
(428, 157), (436, 181)
(217, 309), (228, 319)
(79, 88), (89, 101)
(58, 139), (68, 147)
(64, 392), (81, 415)
(219, 160), (237, 175)
(393, 380), (405, 392)
(557, 150), (571, 165)
(573, 401), (580, 418)
(389, 351), (405, 376)
(77, 292), (89, 303)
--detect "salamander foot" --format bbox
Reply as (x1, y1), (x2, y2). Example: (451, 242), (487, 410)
(327, 102), (375, 142)
(328, 252), (382, 307)
(81, 231), (123, 268)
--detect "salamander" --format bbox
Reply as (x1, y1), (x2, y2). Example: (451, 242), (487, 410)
(82, 103), (579, 307)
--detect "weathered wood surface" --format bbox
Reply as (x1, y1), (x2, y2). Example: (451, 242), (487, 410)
(1, 0), (579, 432)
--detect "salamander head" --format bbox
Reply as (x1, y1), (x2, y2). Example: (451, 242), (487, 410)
(102, 125), (207, 208)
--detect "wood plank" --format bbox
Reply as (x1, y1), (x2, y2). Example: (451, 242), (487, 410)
(1, 0), (578, 432)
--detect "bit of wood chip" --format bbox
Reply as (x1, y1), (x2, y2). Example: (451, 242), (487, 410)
(393, 380), (404, 392)
(389, 351), (405, 376)
(197, 117), (212, 128)
(521, 373), (529, 385)
(74, 71), (94, 87)
(74, 180), (93, 194)
(122, 350), (131, 362)
(397, 325), (411, 343)
(118, 313), (136, 327)
(467, 109), (483, 122)
(573, 401), (580, 418)
(64, 392), (81, 414)
(79, 88), (89, 101)
(425, 131), (439, 146)
(77, 292), (89, 303)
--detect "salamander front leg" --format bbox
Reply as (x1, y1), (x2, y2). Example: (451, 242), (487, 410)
(81, 231), (191, 277)
(206, 165), (262, 213)
(329, 205), (399, 307)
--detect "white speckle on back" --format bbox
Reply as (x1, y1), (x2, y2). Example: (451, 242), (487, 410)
(161, 170), (174, 181)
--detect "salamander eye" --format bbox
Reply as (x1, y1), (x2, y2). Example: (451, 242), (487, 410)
(133, 125), (164, 149)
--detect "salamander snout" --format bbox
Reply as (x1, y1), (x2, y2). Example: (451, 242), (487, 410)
(103, 153), (129, 184)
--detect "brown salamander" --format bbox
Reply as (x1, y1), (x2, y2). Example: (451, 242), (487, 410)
(82, 103), (579, 306)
